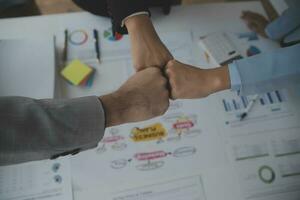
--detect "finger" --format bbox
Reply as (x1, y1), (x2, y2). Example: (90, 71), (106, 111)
(245, 11), (267, 22)
(241, 11), (264, 23)
(162, 69), (172, 94)
(168, 79), (177, 100)
(242, 11), (258, 18)
(241, 11), (250, 19)
(170, 91), (177, 100)
(241, 11), (253, 19)
(247, 22), (259, 32)
(164, 67), (171, 77)
(134, 65), (147, 72)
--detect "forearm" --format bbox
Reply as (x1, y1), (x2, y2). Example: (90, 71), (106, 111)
(125, 14), (159, 39)
(0, 96), (105, 166)
(99, 92), (126, 127)
(206, 65), (231, 94)
(124, 14), (173, 70)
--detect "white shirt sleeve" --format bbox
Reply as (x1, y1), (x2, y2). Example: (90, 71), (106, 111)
(121, 11), (149, 27)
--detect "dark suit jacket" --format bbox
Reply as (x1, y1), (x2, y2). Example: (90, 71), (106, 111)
(73, 0), (149, 34)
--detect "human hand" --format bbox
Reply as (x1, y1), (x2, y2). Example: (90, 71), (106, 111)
(125, 15), (173, 71)
(165, 60), (230, 99)
(241, 11), (269, 38)
(100, 67), (169, 127)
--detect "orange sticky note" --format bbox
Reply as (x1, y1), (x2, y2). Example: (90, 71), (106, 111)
(61, 59), (93, 85)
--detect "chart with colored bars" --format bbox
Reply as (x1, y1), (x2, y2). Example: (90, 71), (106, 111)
(216, 88), (300, 134)
(222, 90), (286, 113)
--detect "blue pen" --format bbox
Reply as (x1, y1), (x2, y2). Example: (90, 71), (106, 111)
(93, 29), (101, 62)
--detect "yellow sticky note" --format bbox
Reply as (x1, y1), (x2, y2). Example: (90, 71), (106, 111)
(61, 59), (93, 85)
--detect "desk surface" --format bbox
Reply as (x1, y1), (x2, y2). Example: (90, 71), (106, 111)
(0, 1), (269, 99)
(0, 2), (267, 38)
(2, 2), (300, 200)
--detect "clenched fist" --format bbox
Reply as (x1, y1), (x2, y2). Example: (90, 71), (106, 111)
(125, 15), (173, 71)
(100, 67), (169, 127)
(165, 60), (230, 99)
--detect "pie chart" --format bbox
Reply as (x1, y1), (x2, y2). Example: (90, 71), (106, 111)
(258, 165), (275, 184)
(69, 30), (88, 45)
(103, 28), (123, 41)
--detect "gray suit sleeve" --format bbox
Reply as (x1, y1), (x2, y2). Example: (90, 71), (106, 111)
(0, 96), (106, 166)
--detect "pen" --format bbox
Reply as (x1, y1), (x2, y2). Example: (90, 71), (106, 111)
(63, 29), (68, 64)
(93, 29), (101, 62)
(204, 51), (210, 63)
(240, 94), (259, 121)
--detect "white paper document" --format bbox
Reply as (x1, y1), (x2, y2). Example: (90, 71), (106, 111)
(107, 176), (206, 200)
(71, 98), (228, 194)
(0, 158), (73, 200)
(69, 29), (300, 200)
(212, 88), (300, 200)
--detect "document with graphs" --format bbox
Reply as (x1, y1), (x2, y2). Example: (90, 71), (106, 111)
(70, 30), (300, 200)
(0, 158), (72, 200)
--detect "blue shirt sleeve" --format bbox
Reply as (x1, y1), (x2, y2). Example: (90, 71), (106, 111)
(283, 27), (300, 44)
(230, 44), (300, 95)
(265, 5), (300, 40)
(228, 63), (242, 92)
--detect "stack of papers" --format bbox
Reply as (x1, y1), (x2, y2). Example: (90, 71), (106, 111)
(61, 59), (95, 87)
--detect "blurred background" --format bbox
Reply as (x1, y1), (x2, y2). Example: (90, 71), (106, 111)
(0, 0), (276, 19)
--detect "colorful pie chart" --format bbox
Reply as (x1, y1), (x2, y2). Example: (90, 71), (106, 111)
(258, 165), (275, 184)
(247, 45), (261, 57)
(103, 28), (123, 41)
(69, 30), (89, 45)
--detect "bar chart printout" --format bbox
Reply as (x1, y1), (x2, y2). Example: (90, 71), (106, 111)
(222, 90), (286, 113)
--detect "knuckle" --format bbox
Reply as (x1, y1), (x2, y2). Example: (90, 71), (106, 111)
(160, 76), (167, 85)
(172, 86), (181, 99)
(165, 68), (173, 78)
(169, 79), (177, 89)
(152, 66), (161, 73)
(147, 67), (160, 75)
(170, 91), (177, 100)
(155, 75), (166, 86)
(168, 59), (177, 66)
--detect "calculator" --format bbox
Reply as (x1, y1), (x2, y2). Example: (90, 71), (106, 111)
(201, 32), (242, 65)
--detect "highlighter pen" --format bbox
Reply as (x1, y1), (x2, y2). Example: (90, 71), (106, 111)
(240, 95), (259, 121)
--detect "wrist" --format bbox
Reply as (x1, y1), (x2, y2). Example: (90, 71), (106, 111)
(206, 65), (230, 93)
(125, 15), (159, 41)
(125, 14), (151, 33)
(99, 92), (125, 127)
